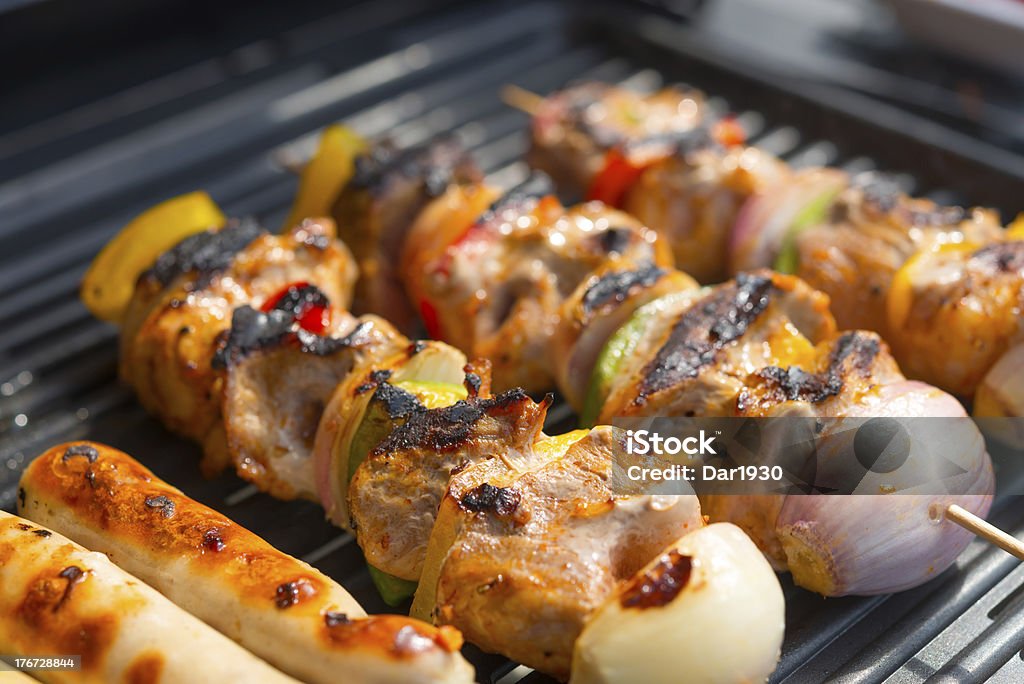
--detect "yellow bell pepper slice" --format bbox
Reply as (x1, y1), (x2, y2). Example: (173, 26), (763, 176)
(887, 242), (977, 333)
(1007, 213), (1024, 240)
(283, 124), (367, 231)
(81, 191), (225, 324)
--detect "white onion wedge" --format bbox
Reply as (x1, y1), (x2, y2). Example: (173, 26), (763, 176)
(571, 523), (784, 684)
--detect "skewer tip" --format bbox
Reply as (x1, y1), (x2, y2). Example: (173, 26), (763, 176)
(943, 503), (1024, 561)
(501, 84), (545, 116)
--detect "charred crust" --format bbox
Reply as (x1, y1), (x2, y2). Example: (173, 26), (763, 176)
(145, 219), (264, 288)
(17, 486), (25, 509)
(324, 611), (351, 627)
(464, 372), (482, 397)
(582, 263), (665, 315)
(744, 366), (843, 407)
(370, 382), (422, 420)
(639, 273), (773, 399)
(409, 340), (427, 355)
(594, 227), (636, 255)
(144, 495), (176, 519)
(372, 388), (531, 455)
(620, 551), (693, 609)
(478, 172), (554, 224)
(56, 566), (86, 611)
(213, 307), (371, 369)
(202, 529), (226, 552)
(32, 529), (52, 538)
(829, 331), (880, 374)
(972, 242), (1024, 273)
(855, 172), (965, 226)
(458, 483), (521, 516)
(63, 444), (99, 463)
(275, 581), (301, 609)
(350, 137), (480, 198)
(16, 523), (31, 531)
(274, 579), (316, 609)
(356, 369), (393, 395)
(267, 283), (330, 320)
(738, 331), (880, 411)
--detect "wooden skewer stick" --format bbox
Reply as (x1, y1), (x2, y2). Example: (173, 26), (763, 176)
(502, 84), (545, 116)
(945, 504), (1024, 561)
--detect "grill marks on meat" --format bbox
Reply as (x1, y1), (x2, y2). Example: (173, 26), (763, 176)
(737, 331), (885, 413)
(214, 308), (373, 369)
(581, 263), (666, 315)
(638, 273), (774, 400)
(348, 389), (549, 580)
(458, 483), (521, 517)
(972, 241), (1024, 274)
(854, 172), (966, 227)
(620, 551), (693, 609)
(371, 388), (532, 456)
(349, 137), (477, 199)
(146, 219), (264, 288)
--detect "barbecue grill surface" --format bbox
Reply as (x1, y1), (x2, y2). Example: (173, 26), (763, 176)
(2, 2), (1024, 682)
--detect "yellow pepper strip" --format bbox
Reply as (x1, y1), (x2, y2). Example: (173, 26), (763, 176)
(1007, 213), (1024, 240)
(81, 191), (225, 324)
(283, 125), (367, 231)
(534, 429), (590, 459)
(887, 242), (977, 333)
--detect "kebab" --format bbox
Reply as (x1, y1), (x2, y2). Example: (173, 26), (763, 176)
(76, 196), (788, 683)
(509, 82), (1024, 410)
(311, 130), (999, 598)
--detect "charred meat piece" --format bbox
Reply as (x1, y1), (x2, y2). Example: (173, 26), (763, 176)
(600, 271), (835, 422)
(553, 258), (698, 410)
(794, 172), (1003, 341)
(885, 240), (1024, 396)
(527, 82), (709, 197)
(348, 388), (550, 581)
(221, 310), (408, 501)
(624, 145), (789, 283)
(119, 218), (357, 475)
(403, 176), (672, 393)
(417, 426), (703, 679)
(333, 138), (481, 332)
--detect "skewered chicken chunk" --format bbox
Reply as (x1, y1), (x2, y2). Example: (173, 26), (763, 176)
(527, 81), (710, 196)
(884, 240), (1024, 397)
(597, 271), (836, 423)
(333, 137), (481, 332)
(413, 426), (706, 678)
(119, 218), (357, 474)
(623, 144), (789, 283)
(794, 173), (1003, 342)
(401, 174), (671, 392)
(220, 293), (407, 500)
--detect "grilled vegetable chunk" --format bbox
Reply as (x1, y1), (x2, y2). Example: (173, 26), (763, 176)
(0, 510), (300, 684)
(19, 442), (475, 684)
(571, 524), (784, 684)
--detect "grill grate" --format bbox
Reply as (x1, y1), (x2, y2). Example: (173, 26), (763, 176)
(2, 2), (1024, 682)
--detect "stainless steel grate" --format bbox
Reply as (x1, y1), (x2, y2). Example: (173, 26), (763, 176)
(2, 1), (1023, 681)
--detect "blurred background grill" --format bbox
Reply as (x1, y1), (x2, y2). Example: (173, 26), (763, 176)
(2, 1), (1024, 681)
